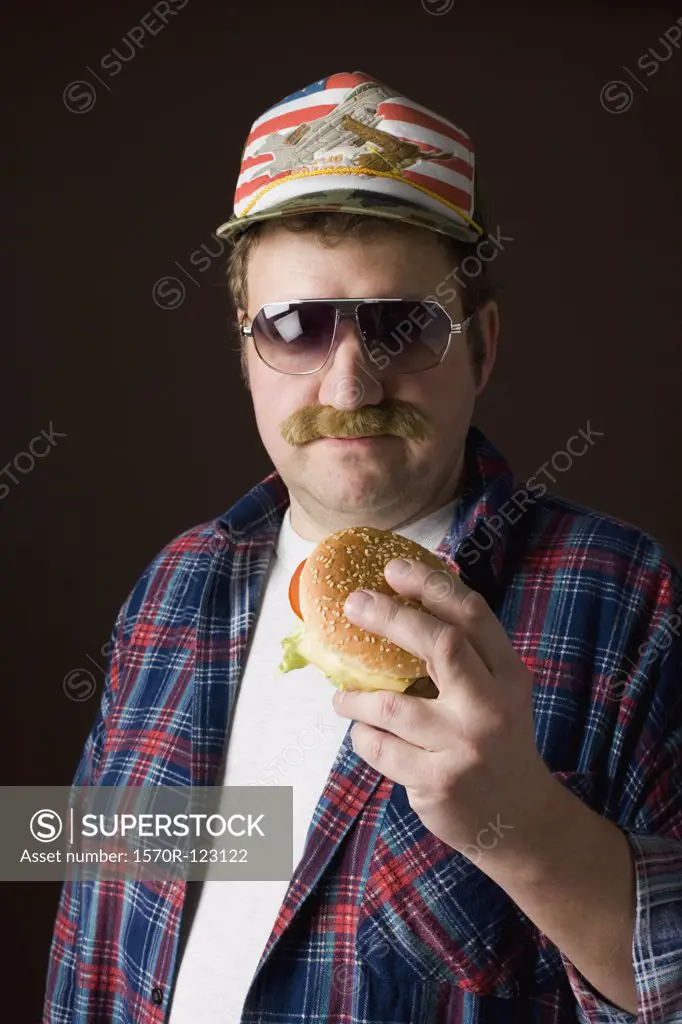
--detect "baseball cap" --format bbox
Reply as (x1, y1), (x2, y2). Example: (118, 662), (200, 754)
(215, 71), (482, 245)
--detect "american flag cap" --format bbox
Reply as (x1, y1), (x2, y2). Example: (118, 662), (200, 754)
(215, 71), (482, 244)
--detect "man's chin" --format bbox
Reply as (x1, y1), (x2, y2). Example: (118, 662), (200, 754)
(302, 448), (413, 509)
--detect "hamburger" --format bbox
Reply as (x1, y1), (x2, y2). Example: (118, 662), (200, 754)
(279, 526), (457, 692)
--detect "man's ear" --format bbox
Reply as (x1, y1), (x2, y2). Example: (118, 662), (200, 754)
(474, 299), (499, 396)
(236, 308), (251, 392)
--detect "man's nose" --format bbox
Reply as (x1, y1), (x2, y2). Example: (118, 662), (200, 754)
(316, 317), (385, 411)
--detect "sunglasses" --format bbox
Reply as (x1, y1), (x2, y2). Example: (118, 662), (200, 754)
(239, 298), (476, 375)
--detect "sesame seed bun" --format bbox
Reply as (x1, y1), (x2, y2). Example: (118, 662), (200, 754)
(296, 526), (454, 692)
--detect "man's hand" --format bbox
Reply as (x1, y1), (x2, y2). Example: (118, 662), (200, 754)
(334, 556), (638, 1015)
(333, 556), (556, 857)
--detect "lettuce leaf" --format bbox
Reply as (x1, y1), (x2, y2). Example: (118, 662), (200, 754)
(279, 626), (310, 673)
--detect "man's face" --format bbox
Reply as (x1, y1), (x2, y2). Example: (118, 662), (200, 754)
(241, 223), (497, 526)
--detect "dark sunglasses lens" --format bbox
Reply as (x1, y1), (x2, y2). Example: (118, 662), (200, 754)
(358, 301), (451, 371)
(252, 302), (335, 372)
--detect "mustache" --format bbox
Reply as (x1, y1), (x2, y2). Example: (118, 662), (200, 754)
(280, 399), (432, 445)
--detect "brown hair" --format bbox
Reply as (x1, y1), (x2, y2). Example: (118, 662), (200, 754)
(224, 208), (498, 388)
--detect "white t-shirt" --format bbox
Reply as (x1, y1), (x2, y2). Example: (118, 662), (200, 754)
(168, 500), (456, 1022)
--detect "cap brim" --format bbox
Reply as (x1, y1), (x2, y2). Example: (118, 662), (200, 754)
(215, 191), (481, 246)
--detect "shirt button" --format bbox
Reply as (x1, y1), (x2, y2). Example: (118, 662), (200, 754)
(209, 529), (227, 554)
(151, 987), (164, 1005)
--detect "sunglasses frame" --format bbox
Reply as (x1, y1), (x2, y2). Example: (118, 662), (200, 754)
(239, 297), (477, 376)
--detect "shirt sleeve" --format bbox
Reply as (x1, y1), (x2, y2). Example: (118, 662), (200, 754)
(561, 551), (682, 1023)
(42, 603), (127, 1022)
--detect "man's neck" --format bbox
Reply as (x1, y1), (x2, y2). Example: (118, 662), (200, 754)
(287, 454), (465, 542)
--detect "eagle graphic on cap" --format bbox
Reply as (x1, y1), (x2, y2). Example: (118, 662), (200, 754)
(273, 83), (455, 176)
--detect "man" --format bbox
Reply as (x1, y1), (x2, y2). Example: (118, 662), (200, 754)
(44, 70), (682, 1023)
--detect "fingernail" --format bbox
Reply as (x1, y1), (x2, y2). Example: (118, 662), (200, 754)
(345, 590), (374, 615)
(386, 558), (412, 577)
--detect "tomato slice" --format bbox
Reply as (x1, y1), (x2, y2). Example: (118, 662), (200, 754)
(288, 558), (307, 620)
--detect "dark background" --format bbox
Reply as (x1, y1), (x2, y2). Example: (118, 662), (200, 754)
(3, 0), (681, 1018)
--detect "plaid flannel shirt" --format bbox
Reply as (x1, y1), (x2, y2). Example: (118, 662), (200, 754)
(43, 426), (682, 1023)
